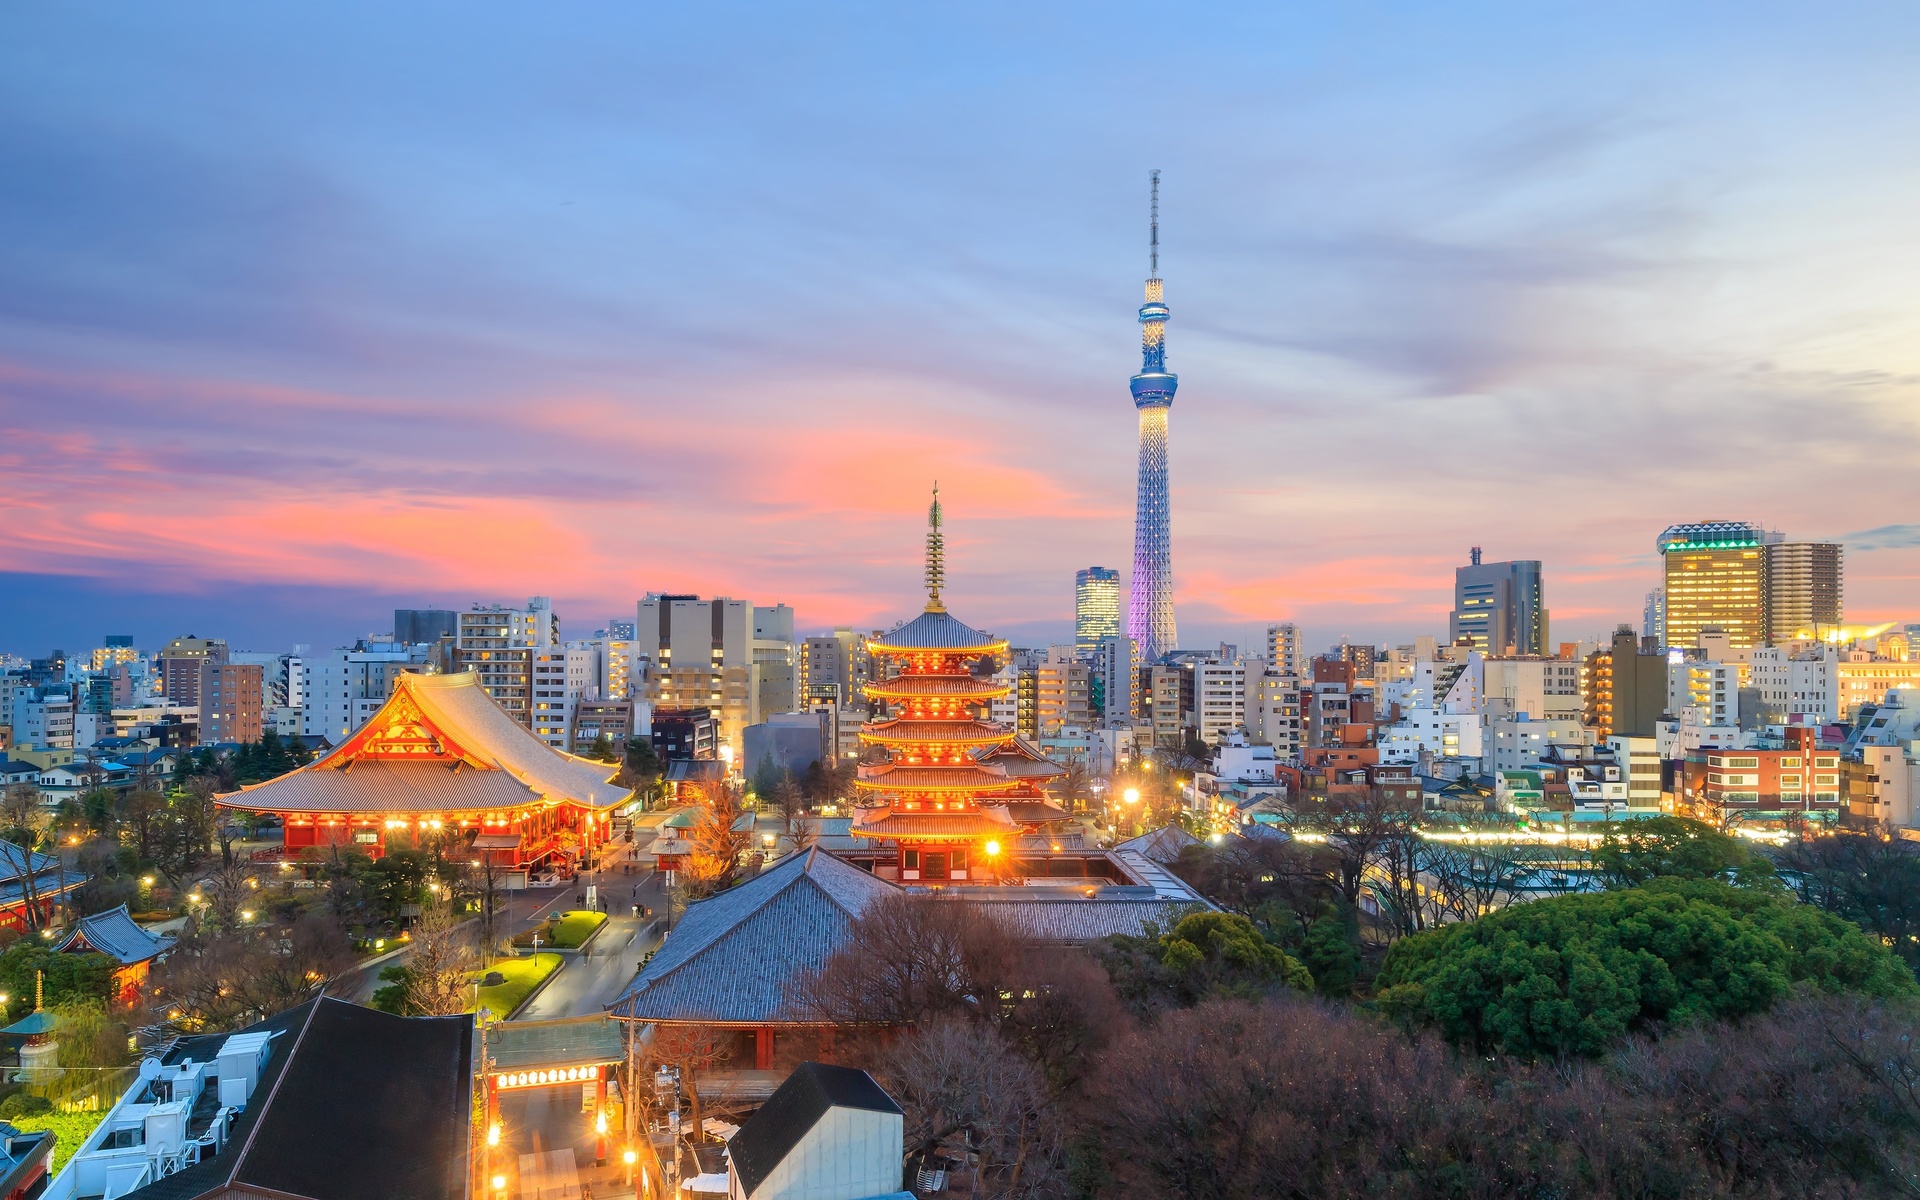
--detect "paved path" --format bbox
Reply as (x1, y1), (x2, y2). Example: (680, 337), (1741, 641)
(514, 870), (671, 1021)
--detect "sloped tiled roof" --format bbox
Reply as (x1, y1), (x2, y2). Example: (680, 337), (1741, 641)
(976, 897), (1207, 943)
(608, 849), (894, 1024)
(854, 764), (1020, 793)
(1115, 825), (1199, 864)
(864, 675), (1008, 701)
(862, 719), (1007, 745)
(849, 808), (1018, 839)
(867, 610), (1006, 653)
(55, 903), (172, 965)
(976, 737), (1068, 780)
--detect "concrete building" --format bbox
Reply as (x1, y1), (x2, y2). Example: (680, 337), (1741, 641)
(89, 637), (139, 673)
(1489, 715), (1591, 772)
(1265, 622), (1307, 678)
(799, 629), (878, 715)
(1446, 653), (1583, 720)
(1584, 626), (1670, 739)
(1764, 541), (1844, 643)
(1075, 567), (1122, 655)
(197, 661), (263, 745)
(1193, 652), (1247, 746)
(1243, 662), (1302, 761)
(1037, 647), (1092, 737)
(1095, 636), (1139, 725)
(9, 687), (74, 751)
(754, 604), (799, 725)
(299, 641), (434, 742)
(1449, 550), (1548, 655)
(1142, 664), (1192, 750)
(745, 711), (829, 779)
(570, 699), (638, 755)
(454, 597), (559, 730)
(530, 646), (597, 750)
(639, 595), (795, 755)
(157, 636), (227, 707)
(1752, 644), (1920, 724)
(1669, 658), (1741, 728)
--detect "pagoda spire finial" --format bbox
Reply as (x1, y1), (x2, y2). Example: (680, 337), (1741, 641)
(925, 482), (946, 613)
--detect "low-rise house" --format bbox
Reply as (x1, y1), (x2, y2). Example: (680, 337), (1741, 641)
(726, 1062), (909, 1200)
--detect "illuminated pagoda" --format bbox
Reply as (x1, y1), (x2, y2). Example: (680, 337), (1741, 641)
(218, 672), (630, 871)
(851, 488), (1070, 883)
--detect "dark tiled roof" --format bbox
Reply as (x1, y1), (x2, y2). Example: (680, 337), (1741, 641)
(1115, 825), (1198, 864)
(55, 903), (172, 965)
(868, 610), (1005, 653)
(128, 998), (473, 1200)
(609, 849), (892, 1024)
(978, 898), (1208, 942)
(1001, 801), (1073, 825)
(729, 1062), (901, 1197)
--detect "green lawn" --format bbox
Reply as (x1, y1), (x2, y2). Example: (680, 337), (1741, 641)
(512, 909), (608, 950)
(12, 1109), (108, 1174)
(469, 952), (560, 1016)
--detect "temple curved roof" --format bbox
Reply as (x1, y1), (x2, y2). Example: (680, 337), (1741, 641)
(854, 763), (1022, 793)
(860, 719), (1009, 747)
(864, 675), (1009, 701)
(220, 672), (630, 813)
(850, 807), (1017, 839)
(867, 609), (1006, 654)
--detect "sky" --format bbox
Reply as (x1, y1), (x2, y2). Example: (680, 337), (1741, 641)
(3, 2), (1919, 657)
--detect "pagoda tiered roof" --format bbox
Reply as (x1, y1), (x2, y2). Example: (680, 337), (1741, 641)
(860, 718), (1007, 748)
(219, 672), (631, 814)
(867, 609), (1007, 655)
(853, 763), (1022, 794)
(864, 674), (1009, 702)
(850, 806), (1017, 839)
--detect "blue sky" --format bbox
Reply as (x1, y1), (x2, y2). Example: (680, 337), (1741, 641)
(3, 3), (1917, 656)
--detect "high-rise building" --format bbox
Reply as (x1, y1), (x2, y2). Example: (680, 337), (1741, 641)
(1075, 568), (1122, 655)
(90, 636), (138, 672)
(1265, 623), (1306, 678)
(1642, 588), (1666, 642)
(454, 597), (559, 730)
(300, 641), (434, 742)
(1583, 626), (1668, 738)
(1193, 651), (1248, 746)
(1037, 646), (1092, 736)
(1095, 636), (1139, 725)
(1659, 522), (1766, 650)
(1763, 541), (1844, 644)
(158, 636), (228, 707)
(799, 630), (877, 713)
(1449, 549), (1547, 656)
(1127, 171), (1178, 664)
(393, 609), (458, 645)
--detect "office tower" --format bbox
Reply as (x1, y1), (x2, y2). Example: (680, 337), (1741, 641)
(752, 604), (798, 721)
(393, 609), (458, 645)
(1449, 549), (1548, 655)
(1643, 588), (1666, 642)
(1265, 623), (1306, 678)
(90, 636), (138, 672)
(158, 636), (229, 707)
(1075, 567), (1122, 655)
(1096, 636), (1140, 724)
(1763, 541), (1844, 643)
(1658, 522), (1766, 650)
(198, 661), (264, 744)
(1127, 171), (1178, 664)
(454, 597), (559, 730)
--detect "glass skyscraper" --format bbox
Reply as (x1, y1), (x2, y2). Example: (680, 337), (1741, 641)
(1075, 567), (1121, 654)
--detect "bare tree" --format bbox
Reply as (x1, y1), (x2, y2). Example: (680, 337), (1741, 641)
(1047, 761), (1093, 814)
(769, 776), (814, 854)
(880, 1021), (1064, 1199)
(464, 850), (510, 966)
(791, 894), (1021, 1028)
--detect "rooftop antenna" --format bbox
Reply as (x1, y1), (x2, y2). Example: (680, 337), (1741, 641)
(1149, 169), (1160, 278)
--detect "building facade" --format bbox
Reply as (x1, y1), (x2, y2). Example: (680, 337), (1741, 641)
(454, 597), (560, 731)
(1659, 522), (1767, 650)
(1075, 567), (1122, 655)
(1449, 550), (1548, 656)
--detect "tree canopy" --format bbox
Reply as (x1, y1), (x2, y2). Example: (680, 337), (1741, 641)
(1376, 877), (1916, 1059)
(1098, 911), (1312, 1016)
(1592, 815), (1772, 888)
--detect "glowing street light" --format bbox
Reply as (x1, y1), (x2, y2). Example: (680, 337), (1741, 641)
(983, 840), (1000, 858)
(1123, 788), (1140, 805)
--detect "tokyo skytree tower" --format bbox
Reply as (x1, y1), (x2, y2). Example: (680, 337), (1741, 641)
(1126, 170), (1178, 663)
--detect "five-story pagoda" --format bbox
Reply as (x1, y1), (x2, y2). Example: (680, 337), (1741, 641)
(851, 489), (1068, 883)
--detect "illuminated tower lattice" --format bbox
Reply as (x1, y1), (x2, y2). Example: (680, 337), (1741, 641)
(1127, 170), (1178, 663)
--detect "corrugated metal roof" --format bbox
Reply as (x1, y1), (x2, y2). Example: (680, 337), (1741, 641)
(609, 848), (893, 1023)
(867, 610), (1006, 653)
(488, 1015), (624, 1070)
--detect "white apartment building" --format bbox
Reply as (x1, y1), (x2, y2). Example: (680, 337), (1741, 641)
(1242, 660), (1301, 761)
(1096, 636), (1139, 725)
(1446, 654), (1583, 720)
(1608, 735), (1664, 807)
(637, 595), (796, 757)
(1265, 623), (1307, 678)
(10, 688), (75, 750)
(1194, 653), (1248, 746)
(1379, 707), (1484, 765)
(1489, 715), (1591, 772)
(301, 643), (433, 742)
(1668, 659), (1741, 728)
(530, 647), (598, 750)
(454, 597), (559, 730)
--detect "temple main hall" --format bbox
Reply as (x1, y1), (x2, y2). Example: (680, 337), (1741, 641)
(218, 671), (630, 873)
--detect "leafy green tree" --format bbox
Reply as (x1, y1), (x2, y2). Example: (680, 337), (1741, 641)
(0, 944), (117, 1019)
(1298, 911), (1360, 998)
(1097, 911), (1312, 1016)
(1376, 878), (1916, 1059)
(1593, 815), (1773, 888)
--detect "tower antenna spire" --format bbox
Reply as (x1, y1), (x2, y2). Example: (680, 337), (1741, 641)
(1149, 169), (1160, 278)
(924, 482), (946, 613)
